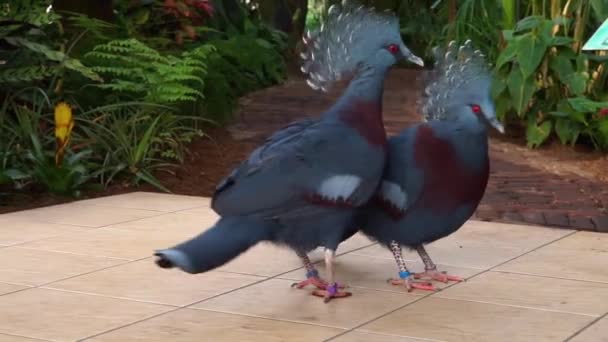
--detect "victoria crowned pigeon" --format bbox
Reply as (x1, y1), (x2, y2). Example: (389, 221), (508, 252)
(357, 40), (504, 291)
(154, 0), (423, 302)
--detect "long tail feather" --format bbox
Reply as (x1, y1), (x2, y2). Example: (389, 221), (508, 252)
(154, 216), (272, 274)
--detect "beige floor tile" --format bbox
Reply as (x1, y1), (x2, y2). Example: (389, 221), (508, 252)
(0, 334), (49, 341)
(361, 297), (593, 342)
(353, 240), (522, 270)
(217, 242), (316, 276)
(108, 211), (218, 233)
(456, 220), (572, 249)
(47, 258), (264, 306)
(0, 247), (124, 286)
(176, 206), (213, 215)
(543, 230), (608, 251)
(0, 288), (171, 342)
(281, 253), (480, 294)
(87, 308), (344, 342)
(193, 278), (417, 329)
(570, 317), (608, 342)
(20, 227), (200, 260)
(218, 233), (374, 277)
(437, 271), (608, 316)
(0, 282), (29, 296)
(496, 232), (608, 283)
(352, 221), (570, 270)
(78, 192), (210, 212)
(6, 203), (160, 227)
(332, 331), (433, 342)
(0, 216), (91, 246)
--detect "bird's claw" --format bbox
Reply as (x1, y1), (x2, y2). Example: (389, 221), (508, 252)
(388, 277), (436, 292)
(312, 283), (351, 303)
(291, 276), (328, 290)
(414, 269), (464, 283)
(291, 277), (347, 290)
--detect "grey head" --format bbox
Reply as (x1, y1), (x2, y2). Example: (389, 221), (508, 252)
(419, 40), (504, 133)
(300, 0), (423, 92)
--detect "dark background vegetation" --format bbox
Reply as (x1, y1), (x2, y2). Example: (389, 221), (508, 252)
(0, 0), (606, 202)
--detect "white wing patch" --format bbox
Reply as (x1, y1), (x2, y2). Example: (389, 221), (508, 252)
(379, 181), (407, 211)
(317, 174), (362, 202)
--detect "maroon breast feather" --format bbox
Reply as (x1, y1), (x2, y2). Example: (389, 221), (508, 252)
(410, 124), (489, 212)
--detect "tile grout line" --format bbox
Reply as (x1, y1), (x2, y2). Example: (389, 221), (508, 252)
(490, 269), (608, 285)
(431, 296), (598, 318)
(347, 252), (489, 270)
(11, 246), (132, 261)
(74, 275), (276, 341)
(564, 310), (608, 341)
(323, 229), (580, 341)
(74, 241), (382, 341)
(187, 307), (350, 330)
(0, 331), (53, 342)
(4, 211), (169, 249)
(32, 256), (152, 289)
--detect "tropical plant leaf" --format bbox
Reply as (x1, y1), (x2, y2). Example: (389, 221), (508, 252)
(517, 33), (547, 78)
(507, 68), (537, 117)
(526, 119), (553, 148)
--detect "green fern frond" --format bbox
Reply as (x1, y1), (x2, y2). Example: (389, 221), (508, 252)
(84, 38), (209, 105)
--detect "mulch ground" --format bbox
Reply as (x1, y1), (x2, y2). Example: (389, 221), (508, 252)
(2, 68), (607, 232)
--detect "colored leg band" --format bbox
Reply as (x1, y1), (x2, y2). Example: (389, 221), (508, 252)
(306, 269), (319, 278)
(327, 283), (338, 296)
(399, 271), (411, 279)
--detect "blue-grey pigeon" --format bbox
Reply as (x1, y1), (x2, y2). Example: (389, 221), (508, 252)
(357, 40), (504, 291)
(154, 0), (423, 302)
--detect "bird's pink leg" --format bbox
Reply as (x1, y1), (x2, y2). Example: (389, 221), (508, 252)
(413, 245), (464, 283)
(291, 251), (347, 290)
(312, 248), (352, 303)
(291, 251), (329, 290)
(388, 241), (435, 292)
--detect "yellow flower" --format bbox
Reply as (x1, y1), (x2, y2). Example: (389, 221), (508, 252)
(54, 102), (74, 166)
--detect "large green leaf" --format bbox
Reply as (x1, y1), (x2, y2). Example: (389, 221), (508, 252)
(568, 97), (608, 113)
(517, 33), (547, 78)
(555, 118), (581, 146)
(491, 78), (507, 99)
(551, 36), (574, 46)
(596, 119), (608, 150)
(590, 0), (608, 23)
(514, 15), (545, 33)
(549, 54), (574, 83)
(6, 37), (102, 82)
(507, 68), (537, 117)
(557, 99), (588, 125)
(526, 119), (553, 148)
(494, 92), (513, 120)
(564, 73), (588, 96)
(495, 37), (521, 70)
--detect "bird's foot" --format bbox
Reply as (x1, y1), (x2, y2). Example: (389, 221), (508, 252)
(291, 270), (347, 290)
(388, 271), (435, 292)
(312, 283), (352, 303)
(292, 276), (329, 290)
(414, 269), (464, 283)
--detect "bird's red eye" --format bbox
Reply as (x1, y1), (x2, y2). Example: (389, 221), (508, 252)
(387, 44), (399, 54)
(471, 104), (482, 114)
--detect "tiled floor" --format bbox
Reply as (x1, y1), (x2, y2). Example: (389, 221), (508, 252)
(0, 192), (607, 341)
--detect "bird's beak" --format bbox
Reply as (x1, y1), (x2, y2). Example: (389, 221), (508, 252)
(400, 44), (424, 67)
(482, 103), (504, 134)
(488, 117), (505, 134)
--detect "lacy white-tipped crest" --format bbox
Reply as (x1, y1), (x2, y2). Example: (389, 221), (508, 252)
(300, 0), (399, 92)
(419, 39), (492, 121)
